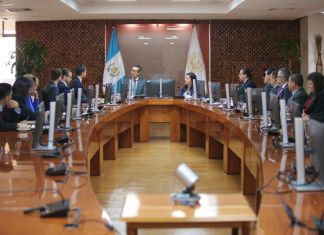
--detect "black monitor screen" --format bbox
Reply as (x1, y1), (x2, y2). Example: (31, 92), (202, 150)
(87, 85), (94, 110)
(269, 93), (280, 128)
(244, 88), (264, 115)
(196, 80), (205, 98)
(55, 93), (65, 127)
(309, 119), (324, 185)
(230, 84), (239, 106)
(104, 83), (112, 104)
(211, 82), (221, 101)
(32, 102), (45, 149)
(146, 79), (175, 98)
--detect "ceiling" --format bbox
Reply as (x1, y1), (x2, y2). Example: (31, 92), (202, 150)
(0, 0), (323, 21)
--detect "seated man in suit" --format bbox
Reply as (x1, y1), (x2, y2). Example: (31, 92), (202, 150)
(270, 70), (280, 94)
(70, 65), (88, 103)
(58, 68), (72, 94)
(237, 67), (256, 102)
(41, 68), (61, 111)
(263, 68), (274, 93)
(0, 83), (21, 131)
(288, 73), (308, 106)
(130, 65), (146, 97)
(276, 68), (292, 103)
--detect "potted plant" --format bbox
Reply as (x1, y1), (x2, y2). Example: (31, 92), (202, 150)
(276, 37), (300, 72)
(16, 38), (48, 77)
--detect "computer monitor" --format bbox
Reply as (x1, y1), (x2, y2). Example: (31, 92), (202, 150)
(55, 93), (65, 127)
(230, 84), (239, 107)
(244, 88), (264, 115)
(308, 119), (324, 186)
(210, 82), (222, 101)
(32, 102), (45, 149)
(87, 85), (94, 111)
(269, 93), (281, 129)
(146, 79), (175, 98)
(104, 83), (112, 104)
(120, 79), (128, 100)
(196, 80), (205, 98)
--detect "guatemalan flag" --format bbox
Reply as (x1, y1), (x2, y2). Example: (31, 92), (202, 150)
(103, 27), (125, 92)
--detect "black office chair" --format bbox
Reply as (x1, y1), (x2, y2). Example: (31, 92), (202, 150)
(287, 100), (302, 123)
(308, 119), (324, 185)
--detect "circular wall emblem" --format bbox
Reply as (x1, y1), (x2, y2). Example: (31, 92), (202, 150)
(188, 54), (203, 73)
(107, 63), (120, 77)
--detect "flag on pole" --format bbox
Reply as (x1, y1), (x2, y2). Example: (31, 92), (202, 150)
(185, 26), (207, 83)
(103, 27), (125, 92)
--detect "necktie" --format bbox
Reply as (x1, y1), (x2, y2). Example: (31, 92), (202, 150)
(132, 79), (137, 96)
(277, 87), (283, 97)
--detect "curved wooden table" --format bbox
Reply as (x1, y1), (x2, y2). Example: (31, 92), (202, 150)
(0, 99), (322, 235)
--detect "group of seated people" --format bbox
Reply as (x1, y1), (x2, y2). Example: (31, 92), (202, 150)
(0, 65), (87, 131)
(1, 64), (324, 132)
(261, 67), (324, 122)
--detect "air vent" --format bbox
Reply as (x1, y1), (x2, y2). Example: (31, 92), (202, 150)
(6, 8), (32, 13)
(268, 8), (279, 11)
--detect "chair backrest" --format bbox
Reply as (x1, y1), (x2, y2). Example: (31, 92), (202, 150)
(308, 119), (324, 185)
(211, 82), (221, 100)
(269, 93), (281, 128)
(287, 100), (302, 121)
(196, 80), (205, 98)
(230, 84), (239, 106)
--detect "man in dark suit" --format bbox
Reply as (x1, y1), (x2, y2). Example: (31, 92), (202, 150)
(270, 70), (280, 94)
(130, 65), (146, 97)
(0, 83), (20, 131)
(263, 68), (274, 93)
(288, 73), (308, 106)
(70, 65), (88, 103)
(276, 68), (292, 103)
(41, 68), (61, 111)
(237, 67), (256, 102)
(58, 68), (72, 94)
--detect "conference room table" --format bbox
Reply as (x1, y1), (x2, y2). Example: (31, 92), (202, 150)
(0, 98), (322, 235)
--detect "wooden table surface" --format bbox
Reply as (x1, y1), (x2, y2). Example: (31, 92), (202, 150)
(0, 98), (322, 235)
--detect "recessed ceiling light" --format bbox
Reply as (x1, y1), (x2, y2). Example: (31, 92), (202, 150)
(166, 36), (178, 40)
(144, 42), (149, 45)
(170, 42), (175, 45)
(167, 26), (184, 31)
(138, 36), (151, 40)
(0, 3), (13, 7)
(320, 10), (324, 14)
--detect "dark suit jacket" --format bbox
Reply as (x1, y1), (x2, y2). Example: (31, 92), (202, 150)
(58, 81), (70, 94)
(271, 85), (280, 95)
(263, 83), (273, 93)
(237, 78), (256, 102)
(0, 106), (19, 131)
(282, 85), (292, 103)
(69, 77), (87, 103)
(11, 95), (36, 121)
(131, 77), (146, 96)
(277, 84), (292, 103)
(41, 81), (59, 111)
(289, 87), (308, 106)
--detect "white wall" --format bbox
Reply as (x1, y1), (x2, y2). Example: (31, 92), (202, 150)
(307, 13), (324, 74)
